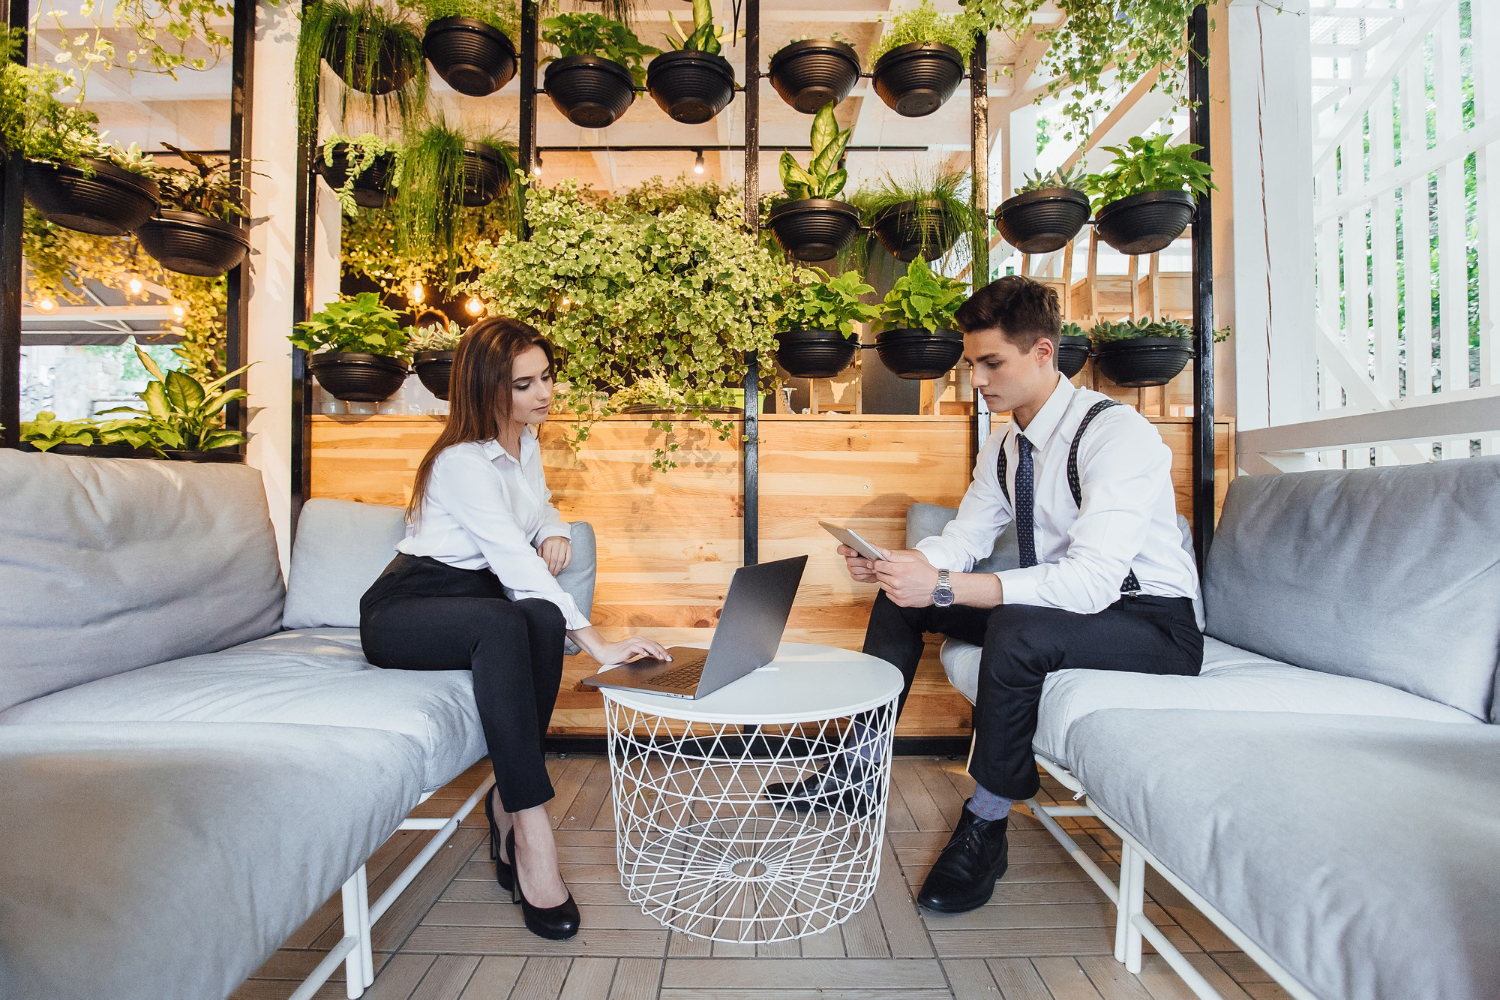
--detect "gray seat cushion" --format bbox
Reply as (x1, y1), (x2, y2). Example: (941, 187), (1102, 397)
(0, 721), (424, 1000)
(1066, 710), (1500, 1000)
(1204, 458), (1500, 720)
(941, 635), (1479, 768)
(0, 452), (284, 714)
(0, 629), (484, 793)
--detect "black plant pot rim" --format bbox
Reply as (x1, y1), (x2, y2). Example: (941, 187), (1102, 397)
(413, 349), (456, 364)
(769, 38), (860, 70)
(164, 448), (244, 463)
(310, 350), (411, 371)
(648, 48), (736, 81)
(997, 186), (1090, 215)
(465, 142), (509, 169)
(1094, 188), (1196, 219)
(768, 197), (861, 222)
(778, 328), (859, 342)
(877, 326), (963, 342)
(872, 41), (965, 74)
(869, 197), (951, 223)
(1060, 334), (1092, 347)
(28, 157), (161, 200)
(1092, 336), (1193, 351)
(426, 14), (513, 47)
(545, 53), (635, 86)
(145, 208), (250, 240)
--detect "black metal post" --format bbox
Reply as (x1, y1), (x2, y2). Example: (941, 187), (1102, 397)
(290, 6), (319, 524)
(1188, 3), (1215, 567)
(0, 0), (27, 449)
(223, 0), (254, 440)
(968, 32), (989, 293)
(519, 0), (537, 238)
(742, 0), (759, 566)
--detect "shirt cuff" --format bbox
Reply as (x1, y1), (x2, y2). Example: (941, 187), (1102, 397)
(915, 537), (968, 572)
(536, 522), (573, 543)
(995, 565), (1047, 607)
(524, 590), (589, 631)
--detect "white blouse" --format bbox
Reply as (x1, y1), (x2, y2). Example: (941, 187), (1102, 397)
(397, 431), (589, 629)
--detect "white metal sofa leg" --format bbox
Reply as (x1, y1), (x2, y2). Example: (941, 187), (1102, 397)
(1118, 842), (1146, 973)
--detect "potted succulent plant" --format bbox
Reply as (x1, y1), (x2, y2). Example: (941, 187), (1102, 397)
(1085, 135), (1215, 255)
(19, 411), (154, 458)
(291, 292), (412, 401)
(1057, 320), (1091, 378)
(97, 346), (252, 461)
(766, 103), (860, 262)
(393, 120), (517, 279)
(297, 0), (426, 136)
(417, 0), (519, 97)
(857, 165), (979, 263)
(776, 268), (882, 379)
(317, 132), (399, 212)
(875, 257), (968, 379)
(995, 163), (1091, 254)
(768, 34), (861, 114)
(1089, 317), (1193, 387)
(647, 0), (740, 125)
(408, 318), (464, 399)
(135, 144), (252, 277)
(868, 0), (977, 118)
(541, 12), (658, 128)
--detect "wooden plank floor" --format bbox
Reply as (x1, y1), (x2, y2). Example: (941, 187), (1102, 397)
(235, 758), (1291, 1000)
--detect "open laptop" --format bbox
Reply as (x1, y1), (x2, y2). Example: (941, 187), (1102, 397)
(580, 555), (807, 700)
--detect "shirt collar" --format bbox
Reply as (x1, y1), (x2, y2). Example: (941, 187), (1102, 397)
(1012, 374), (1074, 450)
(478, 429), (538, 467)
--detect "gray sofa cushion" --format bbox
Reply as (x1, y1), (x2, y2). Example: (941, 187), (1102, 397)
(1066, 710), (1500, 1000)
(1204, 459), (1500, 720)
(0, 452), (284, 714)
(941, 635), (1479, 769)
(0, 628), (484, 793)
(0, 721), (424, 1000)
(283, 499), (598, 652)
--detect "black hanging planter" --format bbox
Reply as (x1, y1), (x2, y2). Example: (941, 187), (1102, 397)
(766, 198), (862, 262)
(768, 39), (861, 113)
(136, 211), (251, 277)
(994, 188), (1091, 254)
(24, 158), (160, 236)
(423, 16), (516, 97)
(646, 50), (735, 125)
(1056, 334), (1091, 379)
(308, 351), (410, 402)
(315, 143), (396, 208)
(544, 56), (636, 128)
(868, 198), (961, 262)
(1093, 190), (1195, 255)
(776, 330), (860, 379)
(875, 327), (964, 380)
(19, 442), (154, 459)
(413, 350), (455, 400)
(326, 28), (419, 94)
(871, 42), (964, 117)
(163, 447), (244, 463)
(462, 144), (511, 207)
(1092, 337), (1193, 388)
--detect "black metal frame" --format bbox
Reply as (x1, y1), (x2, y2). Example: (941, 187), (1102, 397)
(1188, 3), (1215, 567)
(0, 0), (28, 449)
(223, 0), (255, 440)
(290, 2), (319, 520)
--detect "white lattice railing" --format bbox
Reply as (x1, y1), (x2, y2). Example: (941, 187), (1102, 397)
(1293, 0), (1500, 467)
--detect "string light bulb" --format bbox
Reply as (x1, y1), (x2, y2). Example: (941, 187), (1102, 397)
(693, 150), (705, 175)
(172, 304), (186, 320)
(128, 277), (143, 296)
(409, 282), (426, 305)
(532, 150), (543, 177)
(464, 296), (484, 317)
(36, 297), (55, 312)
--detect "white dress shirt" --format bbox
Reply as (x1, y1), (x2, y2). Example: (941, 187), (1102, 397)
(915, 375), (1200, 615)
(398, 431), (589, 629)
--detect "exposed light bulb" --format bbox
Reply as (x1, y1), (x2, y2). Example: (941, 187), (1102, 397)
(693, 150), (705, 175)
(409, 283), (425, 305)
(128, 277), (143, 295)
(172, 304), (186, 319)
(532, 151), (543, 177)
(464, 297), (484, 316)
(37, 298), (56, 312)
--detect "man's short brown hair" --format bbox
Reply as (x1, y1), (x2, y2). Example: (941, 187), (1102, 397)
(953, 275), (1062, 354)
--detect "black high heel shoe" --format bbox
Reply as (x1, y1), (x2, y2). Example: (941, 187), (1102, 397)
(506, 828), (581, 940)
(483, 789), (514, 892)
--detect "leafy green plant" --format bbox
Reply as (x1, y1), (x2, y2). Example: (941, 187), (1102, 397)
(290, 292), (411, 356)
(20, 411), (151, 451)
(779, 103), (851, 201)
(851, 163), (981, 261)
(1084, 135), (1216, 209)
(870, 0), (981, 64)
(151, 144), (253, 222)
(664, 0), (742, 55)
(541, 12), (659, 86)
(97, 346), (251, 456)
(881, 257), (969, 333)
(0, 29), (130, 169)
(296, 0), (427, 138)
(610, 175), (738, 217)
(1061, 321), (1088, 339)
(1088, 317), (1191, 343)
(320, 132), (398, 217)
(408, 318), (465, 352)
(392, 119), (519, 282)
(782, 268), (882, 335)
(408, 0), (519, 37)
(1014, 162), (1088, 195)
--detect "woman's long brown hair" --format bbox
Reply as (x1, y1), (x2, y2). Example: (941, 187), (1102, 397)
(406, 316), (556, 523)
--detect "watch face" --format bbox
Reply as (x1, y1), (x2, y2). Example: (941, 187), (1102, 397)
(934, 588), (954, 607)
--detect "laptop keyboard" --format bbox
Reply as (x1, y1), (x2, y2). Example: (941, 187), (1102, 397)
(651, 663), (703, 691)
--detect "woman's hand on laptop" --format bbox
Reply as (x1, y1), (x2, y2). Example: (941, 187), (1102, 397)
(838, 544), (880, 583)
(571, 626), (672, 666)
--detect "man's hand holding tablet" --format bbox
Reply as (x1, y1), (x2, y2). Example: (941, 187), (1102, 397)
(820, 521), (889, 584)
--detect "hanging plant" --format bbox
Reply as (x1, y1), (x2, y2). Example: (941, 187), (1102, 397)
(994, 163), (1090, 254)
(296, 0), (427, 138)
(768, 37), (861, 114)
(291, 292), (413, 401)
(646, 0), (740, 125)
(776, 268), (881, 379)
(766, 103), (861, 262)
(135, 144), (253, 277)
(875, 257), (968, 379)
(469, 180), (798, 471)
(318, 132), (401, 214)
(31, 0), (286, 81)
(854, 164), (980, 264)
(1088, 317), (1193, 387)
(541, 12), (658, 128)
(1084, 134), (1215, 254)
(1057, 320), (1091, 378)
(868, 0), (977, 117)
(407, 318), (465, 399)
(411, 0), (520, 97)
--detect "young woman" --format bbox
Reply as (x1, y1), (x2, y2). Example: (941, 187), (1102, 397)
(359, 317), (669, 941)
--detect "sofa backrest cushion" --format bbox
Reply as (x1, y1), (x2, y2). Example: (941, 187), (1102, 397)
(906, 502), (1205, 629)
(0, 452), (284, 713)
(1205, 458), (1500, 720)
(283, 498), (597, 629)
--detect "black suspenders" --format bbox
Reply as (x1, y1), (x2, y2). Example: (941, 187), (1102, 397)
(996, 399), (1142, 594)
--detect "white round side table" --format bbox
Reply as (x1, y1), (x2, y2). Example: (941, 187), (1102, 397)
(600, 642), (904, 944)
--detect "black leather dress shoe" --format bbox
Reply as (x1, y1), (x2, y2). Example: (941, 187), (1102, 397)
(762, 756), (878, 816)
(917, 803), (1009, 913)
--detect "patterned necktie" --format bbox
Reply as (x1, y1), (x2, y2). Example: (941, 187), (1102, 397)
(1015, 434), (1037, 569)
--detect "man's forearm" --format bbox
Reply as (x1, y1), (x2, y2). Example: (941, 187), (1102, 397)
(952, 571), (1003, 609)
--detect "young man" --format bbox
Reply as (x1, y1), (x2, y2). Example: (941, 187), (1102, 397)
(769, 275), (1203, 914)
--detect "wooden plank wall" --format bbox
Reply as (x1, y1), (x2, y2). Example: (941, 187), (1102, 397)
(310, 411), (1232, 739)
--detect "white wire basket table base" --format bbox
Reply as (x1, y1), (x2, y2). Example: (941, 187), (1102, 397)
(603, 696), (898, 944)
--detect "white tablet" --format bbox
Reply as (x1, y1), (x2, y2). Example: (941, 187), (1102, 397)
(819, 521), (888, 562)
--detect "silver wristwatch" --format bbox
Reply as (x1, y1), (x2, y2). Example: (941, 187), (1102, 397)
(932, 569), (955, 607)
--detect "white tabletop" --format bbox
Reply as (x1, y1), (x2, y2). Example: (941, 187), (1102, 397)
(598, 642), (904, 725)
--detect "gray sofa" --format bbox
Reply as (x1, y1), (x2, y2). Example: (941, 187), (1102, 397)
(911, 457), (1500, 999)
(0, 451), (597, 1000)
